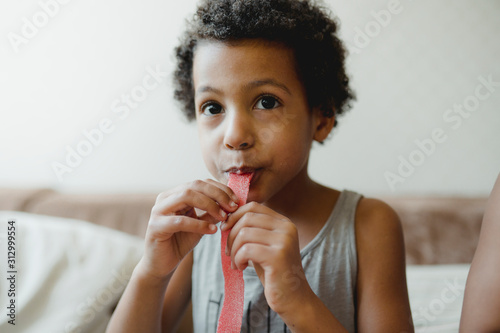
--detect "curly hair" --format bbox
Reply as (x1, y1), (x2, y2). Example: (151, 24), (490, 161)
(173, 0), (355, 125)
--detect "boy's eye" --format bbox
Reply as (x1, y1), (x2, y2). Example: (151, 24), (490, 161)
(201, 103), (223, 116)
(255, 96), (280, 110)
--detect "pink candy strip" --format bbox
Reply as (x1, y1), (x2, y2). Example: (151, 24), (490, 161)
(217, 173), (252, 333)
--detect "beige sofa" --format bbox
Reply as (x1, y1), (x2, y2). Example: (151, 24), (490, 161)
(0, 187), (487, 332)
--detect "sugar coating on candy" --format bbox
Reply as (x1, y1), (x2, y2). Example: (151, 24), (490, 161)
(217, 173), (252, 333)
(227, 173), (252, 207)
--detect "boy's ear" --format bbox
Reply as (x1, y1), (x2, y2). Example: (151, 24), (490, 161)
(313, 108), (335, 143)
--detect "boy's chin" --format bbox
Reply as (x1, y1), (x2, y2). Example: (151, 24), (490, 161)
(245, 189), (268, 205)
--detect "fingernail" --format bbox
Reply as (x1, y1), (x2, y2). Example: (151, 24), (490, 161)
(209, 224), (217, 231)
(220, 210), (227, 219)
(230, 201), (238, 208)
(220, 222), (227, 231)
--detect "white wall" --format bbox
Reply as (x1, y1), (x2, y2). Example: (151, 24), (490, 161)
(1, 0), (499, 196)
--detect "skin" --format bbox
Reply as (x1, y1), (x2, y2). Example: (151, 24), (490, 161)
(106, 39), (414, 333)
(460, 173), (500, 332)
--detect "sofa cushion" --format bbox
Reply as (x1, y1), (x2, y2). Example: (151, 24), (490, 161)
(27, 192), (157, 238)
(383, 197), (486, 264)
(407, 264), (469, 332)
(0, 211), (144, 333)
(0, 188), (54, 212)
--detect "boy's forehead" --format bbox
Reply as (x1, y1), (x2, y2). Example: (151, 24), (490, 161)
(195, 39), (293, 63)
(193, 39), (300, 88)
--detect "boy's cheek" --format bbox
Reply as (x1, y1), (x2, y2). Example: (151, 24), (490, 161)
(198, 143), (217, 171)
(205, 158), (225, 183)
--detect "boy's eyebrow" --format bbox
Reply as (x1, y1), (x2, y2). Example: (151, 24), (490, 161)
(196, 79), (291, 96)
(245, 79), (291, 95)
(197, 85), (222, 94)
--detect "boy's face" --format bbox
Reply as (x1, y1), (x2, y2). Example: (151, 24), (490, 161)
(193, 39), (328, 203)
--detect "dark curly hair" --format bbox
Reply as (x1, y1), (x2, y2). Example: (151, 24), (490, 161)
(173, 0), (355, 126)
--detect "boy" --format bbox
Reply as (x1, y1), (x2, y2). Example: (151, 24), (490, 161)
(107, 0), (414, 332)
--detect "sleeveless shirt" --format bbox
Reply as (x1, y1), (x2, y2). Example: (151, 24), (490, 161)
(192, 190), (362, 333)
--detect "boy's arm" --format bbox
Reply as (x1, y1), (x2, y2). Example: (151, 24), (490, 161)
(276, 198), (414, 332)
(355, 198), (414, 332)
(106, 252), (193, 333)
(161, 251), (194, 330)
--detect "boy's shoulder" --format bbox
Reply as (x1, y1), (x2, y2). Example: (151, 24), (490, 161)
(354, 196), (403, 243)
(321, 187), (400, 227)
(356, 196), (401, 226)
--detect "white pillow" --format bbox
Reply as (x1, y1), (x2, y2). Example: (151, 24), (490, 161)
(0, 211), (144, 333)
(407, 264), (469, 333)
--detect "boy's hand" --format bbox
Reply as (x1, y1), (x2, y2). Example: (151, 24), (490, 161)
(139, 179), (239, 281)
(223, 202), (314, 315)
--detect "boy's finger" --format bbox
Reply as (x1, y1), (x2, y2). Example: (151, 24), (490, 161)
(150, 215), (218, 235)
(229, 226), (274, 264)
(157, 188), (227, 221)
(233, 243), (269, 271)
(226, 213), (276, 255)
(221, 202), (286, 231)
(204, 178), (240, 204)
(198, 211), (221, 225)
(190, 179), (239, 213)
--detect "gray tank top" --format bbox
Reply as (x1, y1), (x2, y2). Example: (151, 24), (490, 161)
(192, 190), (362, 333)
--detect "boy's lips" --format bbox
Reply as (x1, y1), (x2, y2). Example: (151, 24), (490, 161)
(225, 167), (259, 174)
(224, 167), (262, 185)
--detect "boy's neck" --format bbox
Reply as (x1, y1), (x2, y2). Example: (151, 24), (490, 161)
(262, 165), (340, 250)
(263, 166), (335, 223)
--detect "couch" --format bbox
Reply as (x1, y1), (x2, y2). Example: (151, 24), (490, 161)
(0, 187), (487, 332)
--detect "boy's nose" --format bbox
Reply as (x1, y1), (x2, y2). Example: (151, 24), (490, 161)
(223, 111), (255, 150)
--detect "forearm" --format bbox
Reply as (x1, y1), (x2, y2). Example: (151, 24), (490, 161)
(278, 288), (348, 333)
(106, 260), (171, 333)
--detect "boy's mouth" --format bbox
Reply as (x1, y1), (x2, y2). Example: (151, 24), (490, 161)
(224, 167), (261, 184)
(225, 167), (258, 174)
